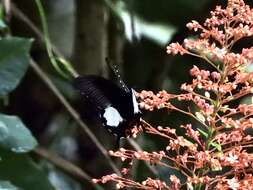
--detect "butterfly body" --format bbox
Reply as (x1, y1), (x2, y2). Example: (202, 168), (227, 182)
(73, 75), (141, 138)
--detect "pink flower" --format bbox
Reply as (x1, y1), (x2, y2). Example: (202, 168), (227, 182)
(97, 1), (253, 189)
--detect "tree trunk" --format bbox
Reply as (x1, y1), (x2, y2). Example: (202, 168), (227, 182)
(73, 0), (108, 75)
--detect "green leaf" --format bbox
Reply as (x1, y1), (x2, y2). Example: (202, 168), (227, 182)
(210, 141), (222, 152)
(197, 128), (208, 138)
(0, 37), (33, 96)
(0, 114), (37, 153)
(0, 180), (19, 190)
(0, 148), (55, 190)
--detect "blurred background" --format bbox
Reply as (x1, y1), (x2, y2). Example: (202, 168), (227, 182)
(2, 0), (252, 189)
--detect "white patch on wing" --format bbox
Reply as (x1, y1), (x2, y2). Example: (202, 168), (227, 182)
(131, 89), (140, 114)
(103, 106), (123, 127)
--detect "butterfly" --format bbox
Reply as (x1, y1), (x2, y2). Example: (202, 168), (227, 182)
(73, 62), (141, 139)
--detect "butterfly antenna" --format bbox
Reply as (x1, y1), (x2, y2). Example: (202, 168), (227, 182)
(106, 58), (130, 92)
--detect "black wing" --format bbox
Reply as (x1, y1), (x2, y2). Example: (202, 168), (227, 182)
(73, 76), (132, 114)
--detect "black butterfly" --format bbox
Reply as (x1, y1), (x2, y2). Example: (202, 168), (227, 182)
(73, 65), (141, 139)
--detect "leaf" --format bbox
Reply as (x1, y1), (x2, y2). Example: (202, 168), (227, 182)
(197, 128), (208, 138)
(0, 180), (19, 190)
(0, 114), (37, 153)
(0, 37), (33, 96)
(0, 148), (55, 190)
(210, 141), (222, 152)
(113, 1), (177, 45)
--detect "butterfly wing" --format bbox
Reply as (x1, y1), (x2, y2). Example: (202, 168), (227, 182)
(73, 75), (140, 137)
(73, 75), (132, 109)
(74, 76), (111, 109)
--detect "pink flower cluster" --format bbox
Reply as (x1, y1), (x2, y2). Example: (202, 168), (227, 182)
(137, 90), (175, 111)
(94, 0), (253, 189)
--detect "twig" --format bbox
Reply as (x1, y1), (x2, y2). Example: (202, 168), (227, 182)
(29, 59), (121, 175)
(34, 146), (104, 190)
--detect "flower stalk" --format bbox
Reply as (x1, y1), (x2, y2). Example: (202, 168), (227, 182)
(94, 0), (253, 189)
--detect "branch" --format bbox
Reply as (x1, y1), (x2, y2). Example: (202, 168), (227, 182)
(34, 146), (104, 190)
